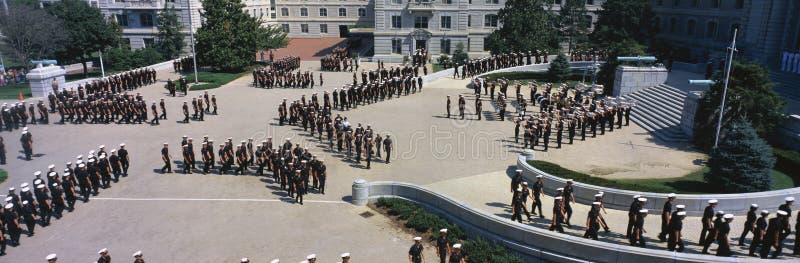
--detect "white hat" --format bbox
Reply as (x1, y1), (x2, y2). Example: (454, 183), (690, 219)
(133, 251), (142, 257)
(515, 169), (522, 173)
(785, 197), (795, 202)
(98, 248), (108, 254)
(307, 254), (316, 259)
(556, 187), (564, 191)
(777, 210), (788, 216)
(594, 194), (602, 197)
(536, 175), (543, 178)
(23, 127), (28, 131)
(522, 182), (528, 186)
(708, 199), (718, 204)
(592, 202), (601, 205)
(120, 143), (126, 147)
(110, 150), (116, 153)
(639, 209), (648, 214)
(48, 171), (56, 177)
(34, 171), (42, 176)
(20, 182), (28, 188)
(89, 150), (95, 155)
(675, 205), (686, 209)
(633, 195), (641, 199)
(77, 155), (83, 159)
(66, 162), (72, 165)
(21, 187), (29, 192)
(723, 214), (734, 219)
(554, 196), (563, 200)
(751, 204), (759, 208)
(3, 203), (13, 209)
(566, 179), (574, 183)
(241, 258), (249, 263)
(271, 260), (280, 263)
(453, 243), (462, 249)
(638, 197), (647, 202)
(76, 160), (83, 164)
(78, 163), (85, 168)
(667, 193), (676, 198)
(48, 164), (55, 169)
(761, 210), (769, 215)
(676, 211), (687, 216)
(516, 187), (522, 192)
(99, 145), (105, 148)
(36, 184), (45, 189)
(22, 200), (28, 205)
(340, 253), (350, 258)
(51, 183), (58, 187)
(21, 130), (27, 134)
(4, 196), (11, 202)
(46, 254), (57, 260)
(33, 179), (43, 185)
(8, 187), (14, 191)
(413, 236), (422, 241)
(440, 228), (448, 233)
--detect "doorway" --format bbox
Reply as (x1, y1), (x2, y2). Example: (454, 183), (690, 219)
(415, 40), (427, 51)
(339, 25), (349, 38)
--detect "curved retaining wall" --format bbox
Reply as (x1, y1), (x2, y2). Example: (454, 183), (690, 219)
(356, 180), (762, 263)
(516, 151), (800, 216)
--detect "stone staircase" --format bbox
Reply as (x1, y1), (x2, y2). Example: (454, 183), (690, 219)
(623, 84), (690, 142)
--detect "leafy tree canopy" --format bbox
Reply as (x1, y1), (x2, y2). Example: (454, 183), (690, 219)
(486, 0), (558, 54)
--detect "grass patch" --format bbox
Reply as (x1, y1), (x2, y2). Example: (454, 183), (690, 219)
(0, 82), (33, 100)
(185, 71), (247, 91)
(0, 169), (7, 184)
(528, 160), (795, 194)
(432, 63), (446, 73)
(373, 197), (523, 262)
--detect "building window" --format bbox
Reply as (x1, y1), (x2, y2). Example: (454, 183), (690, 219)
(281, 24), (290, 33)
(358, 8), (366, 17)
(319, 8), (327, 16)
(391, 38), (402, 54)
(467, 15), (471, 27)
(143, 38), (155, 48)
(706, 21), (717, 39)
(253, 9), (256, 17)
(440, 39), (451, 54)
(338, 8), (347, 17)
(271, 12), (276, 19)
(414, 16), (429, 29)
(392, 0), (402, 4)
(711, 0), (720, 8)
(260, 8), (263, 16)
(483, 37), (490, 51)
(320, 24), (328, 33)
(485, 0), (498, 4)
(484, 14), (498, 28)
(116, 14), (129, 27)
(281, 7), (288, 16)
(736, 0), (744, 9)
(440, 16), (451, 29)
(669, 17), (676, 33)
(687, 20), (696, 36)
(301, 24), (309, 33)
(391, 15), (402, 28)
(442, 0), (452, 3)
(139, 14), (153, 27)
(300, 8), (308, 17)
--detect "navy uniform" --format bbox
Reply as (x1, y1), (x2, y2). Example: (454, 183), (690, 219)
(700, 199), (717, 244)
(626, 195), (643, 238)
(716, 214), (734, 256)
(531, 176), (544, 218)
(549, 196), (565, 233)
(118, 143), (130, 176)
(97, 248), (111, 263)
(436, 229), (450, 263)
(658, 194), (675, 242)
(583, 202), (602, 240)
(408, 237), (425, 263)
(630, 209), (648, 247)
(761, 211), (788, 258)
(667, 211), (686, 251)
(383, 135), (392, 163)
(749, 210), (769, 256)
(739, 204), (758, 246)
(563, 180), (575, 226)
(448, 244), (464, 263)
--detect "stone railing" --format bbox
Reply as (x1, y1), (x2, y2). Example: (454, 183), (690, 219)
(351, 179), (764, 263)
(516, 151), (800, 216)
(63, 59), (176, 91)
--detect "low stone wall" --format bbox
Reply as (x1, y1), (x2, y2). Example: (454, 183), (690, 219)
(62, 60), (175, 92)
(354, 180), (761, 263)
(516, 151), (800, 216)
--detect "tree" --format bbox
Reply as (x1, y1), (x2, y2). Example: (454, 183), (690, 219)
(705, 119), (775, 193)
(46, 0), (120, 77)
(547, 54), (571, 82)
(195, 0), (287, 72)
(693, 62), (785, 151)
(155, 6), (185, 59)
(452, 42), (469, 66)
(486, 0), (557, 54)
(594, 39), (647, 95)
(0, 3), (67, 68)
(558, 0), (590, 54)
(590, 0), (654, 49)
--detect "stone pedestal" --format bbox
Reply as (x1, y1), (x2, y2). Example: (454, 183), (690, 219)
(521, 149), (535, 161)
(612, 66), (668, 97)
(27, 64), (66, 98)
(680, 91), (704, 138)
(351, 178), (369, 206)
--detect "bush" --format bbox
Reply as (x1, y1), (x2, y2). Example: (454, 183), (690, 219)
(104, 47), (164, 71)
(452, 42), (469, 66)
(774, 148), (800, 185)
(405, 211), (447, 233)
(437, 54), (450, 67)
(706, 119), (776, 192)
(463, 237), (524, 263)
(547, 53), (571, 82)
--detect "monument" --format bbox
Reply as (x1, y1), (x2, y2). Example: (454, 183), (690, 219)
(27, 63), (66, 98)
(612, 57), (668, 97)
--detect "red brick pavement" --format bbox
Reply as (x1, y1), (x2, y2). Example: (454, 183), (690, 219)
(257, 38), (348, 61)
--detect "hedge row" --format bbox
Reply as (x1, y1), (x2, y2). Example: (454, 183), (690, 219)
(375, 197), (524, 263)
(527, 160), (675, 193)
(774, 148), (800, 185)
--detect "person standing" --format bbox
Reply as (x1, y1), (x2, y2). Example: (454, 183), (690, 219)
(436, 229), (450, 263)
(448, 244), (465, 263)
(458, 95), (465, 120)
(749, 210), (769, 256)
(658, 193), (676, 242)
(630, 209), (648, 248)
(408, 237), (425, 263)
(700, 199), (718, 244)
(531, 175), (544, 218)
(739, 204), (759, 246)
(549, 196), (565, 233)
(716, 214), (734, 256)
(583, 202), (602, 240)
(161, 143), (172, 173)
(20, 130), (33, 160)
(446, 96), (451, 118)
(761, 210), (788, 258)
(383, 135), (392, 163)
(0, 136), (6, 164)
(563, 180), (575, 227)
(667, 211), (686, 252)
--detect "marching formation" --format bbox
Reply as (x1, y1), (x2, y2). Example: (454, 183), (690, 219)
(0, 143), (131, 256)
(507, 170), (800, 258)
(320, 47), (354, 71)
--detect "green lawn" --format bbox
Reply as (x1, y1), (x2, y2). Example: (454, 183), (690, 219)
(432, 63), (446, 73)
(185, 71), (248, 91)
(0, 169), (7, 184)
(528, 160), (796, 194)
(0, 82), (32, 100)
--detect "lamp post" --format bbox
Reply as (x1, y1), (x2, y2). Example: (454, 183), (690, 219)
(187, 0), (199, 84)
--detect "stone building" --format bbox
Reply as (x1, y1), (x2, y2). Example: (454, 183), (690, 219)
(651, 0), (800, 67)
(271, 0), (376, 38)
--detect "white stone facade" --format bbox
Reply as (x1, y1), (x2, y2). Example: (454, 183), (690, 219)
(272, 0), (376, 38)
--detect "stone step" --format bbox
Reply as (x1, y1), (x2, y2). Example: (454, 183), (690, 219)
(653, 84), (688, 103)
(625, 92), (683, 118)
(629, 102), (681, 126)
(637, 85), (686, 109)
(630, 115), (689, 142)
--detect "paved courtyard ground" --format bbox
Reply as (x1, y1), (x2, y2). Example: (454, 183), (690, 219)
(0, 61), (794, 261)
